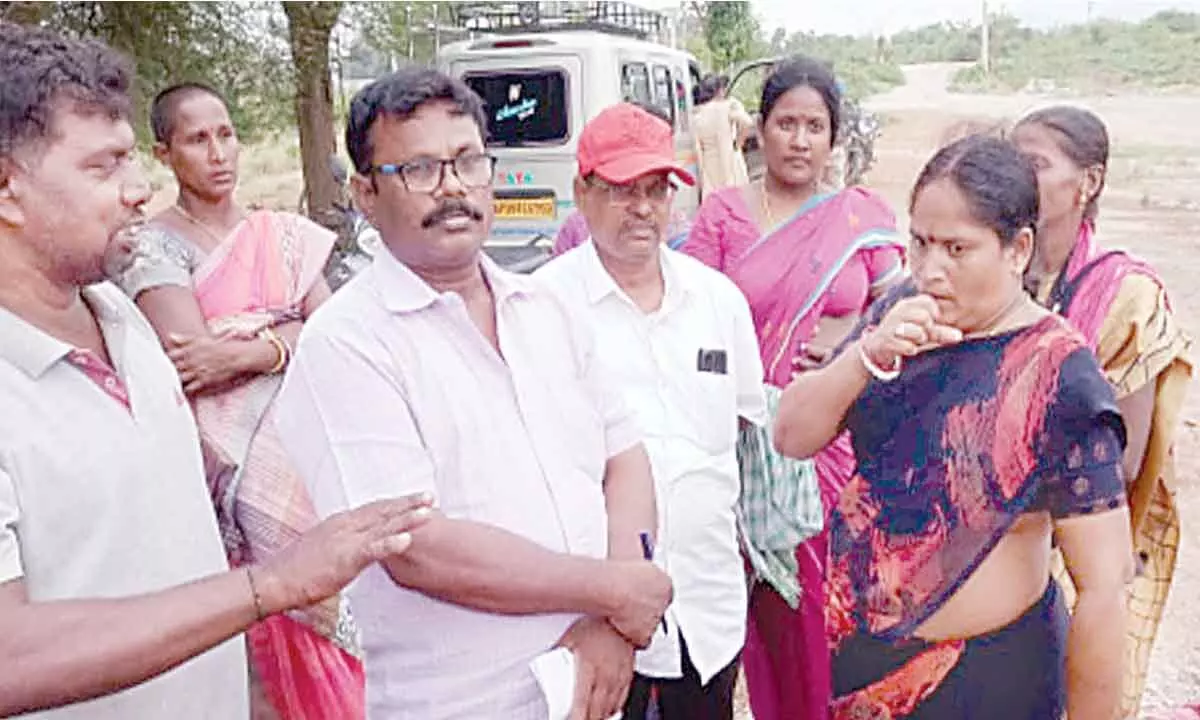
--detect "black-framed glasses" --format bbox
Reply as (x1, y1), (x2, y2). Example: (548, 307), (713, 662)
(370, 152), (497, 193)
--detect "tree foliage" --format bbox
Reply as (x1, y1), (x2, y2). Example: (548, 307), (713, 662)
(888, 10), (1200, 94)
(32, 2), (294, 144)
(701, 1), (759, 73)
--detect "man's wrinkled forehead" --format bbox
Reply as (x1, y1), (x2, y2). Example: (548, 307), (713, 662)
(368, 102), (484, 162)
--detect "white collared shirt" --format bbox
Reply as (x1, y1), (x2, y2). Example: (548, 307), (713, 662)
(536, 242), (767, 683)
(273, 249), (640, 719)
(0, 283), (248, 719)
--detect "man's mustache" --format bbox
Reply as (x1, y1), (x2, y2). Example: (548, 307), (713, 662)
(421, 199), (484, 229)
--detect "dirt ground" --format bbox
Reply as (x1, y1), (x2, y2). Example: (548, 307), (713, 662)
(207, 62), (1200, 717)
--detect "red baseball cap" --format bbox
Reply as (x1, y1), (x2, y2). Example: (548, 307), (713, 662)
(577, 103), (695, 186)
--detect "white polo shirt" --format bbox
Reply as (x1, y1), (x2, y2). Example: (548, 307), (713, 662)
(274, 250), (640, 719)
(536, 242), (767, 683)
(0, 283), (248, 719)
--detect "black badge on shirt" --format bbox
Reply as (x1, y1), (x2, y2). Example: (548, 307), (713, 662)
(697, 348), (728, 375)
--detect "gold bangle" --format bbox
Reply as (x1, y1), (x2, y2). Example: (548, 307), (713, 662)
(259, 328), (288, 374)
(245, 566), (266, 621)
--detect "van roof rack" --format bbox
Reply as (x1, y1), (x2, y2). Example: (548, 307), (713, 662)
(451, 2), (666, 41)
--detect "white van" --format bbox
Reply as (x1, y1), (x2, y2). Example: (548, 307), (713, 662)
(438, 10), (701, 269)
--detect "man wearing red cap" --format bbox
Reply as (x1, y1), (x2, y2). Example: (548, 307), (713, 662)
(538, 103), (768, 720)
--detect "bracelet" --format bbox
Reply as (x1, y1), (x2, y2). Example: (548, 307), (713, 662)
(245, 566), (266, 622)
(259, 328), (289, 375)
(857, 340), (902, 382)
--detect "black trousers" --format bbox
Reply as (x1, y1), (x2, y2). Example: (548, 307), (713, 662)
(622, 638), (739, 720)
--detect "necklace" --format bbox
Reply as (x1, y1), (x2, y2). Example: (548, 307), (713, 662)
(759, 178), (778, 230)
(963, 291), (1031, 340)
(171, 203), (243, 246)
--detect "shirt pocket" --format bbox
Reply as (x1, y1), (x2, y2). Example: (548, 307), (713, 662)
(686, 369), (738, 454)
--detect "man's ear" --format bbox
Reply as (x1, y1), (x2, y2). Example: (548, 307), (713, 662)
(152, 141), (171, 167)
(351, 172), (377, 223)
(572, 175), (589, 213)
(0, 159), (27, 228)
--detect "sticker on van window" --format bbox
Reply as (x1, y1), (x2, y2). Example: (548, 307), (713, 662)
(497, 97), (538, 123)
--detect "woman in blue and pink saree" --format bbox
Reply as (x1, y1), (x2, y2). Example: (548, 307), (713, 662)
(682, 56), (904, 720)
(775, 136), (1133, 719)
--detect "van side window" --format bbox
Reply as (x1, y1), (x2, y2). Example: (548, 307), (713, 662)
(651, 64), (676, 127)
(622, 62), (651, 106)
(672, 72), (689, 132)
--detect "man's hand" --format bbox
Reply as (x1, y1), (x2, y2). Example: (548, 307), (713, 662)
(557, 617), (634, 720)
(253, 494), (434, 614)
(604, 561), (672, 650)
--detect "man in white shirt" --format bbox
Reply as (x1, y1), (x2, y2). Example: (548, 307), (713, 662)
(537, 103), (767, 720)
(273, 68), (673, 720)
(0, 24), (433, 719)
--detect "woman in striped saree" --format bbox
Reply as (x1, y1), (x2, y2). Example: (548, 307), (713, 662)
(1013, 106), (1193, 719)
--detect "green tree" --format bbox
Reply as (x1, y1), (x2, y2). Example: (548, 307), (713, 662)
(24, 2), (293, 144)
(703, 1), (758, 73)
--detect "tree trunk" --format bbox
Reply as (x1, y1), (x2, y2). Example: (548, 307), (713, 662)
(282, 1), (343, 228)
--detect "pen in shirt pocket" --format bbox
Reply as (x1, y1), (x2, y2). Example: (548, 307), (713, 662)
(638, 531), (668, 635)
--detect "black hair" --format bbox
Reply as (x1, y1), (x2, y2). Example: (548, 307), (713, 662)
(346, 67), (487, 174)
(912, 134), (1040, 247)
(1014, 105), (1109, 222)
(150, 82), (228, 145)
(0, 23), (132, 160)
(695, 73), (730, 106)
(761, 55), (841, 141)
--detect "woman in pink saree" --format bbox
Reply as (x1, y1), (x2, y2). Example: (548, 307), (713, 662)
(681, 57), (905, 720)
(117, 84), (363, 718)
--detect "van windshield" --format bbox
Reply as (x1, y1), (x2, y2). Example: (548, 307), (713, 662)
(464, 70), (569, 147)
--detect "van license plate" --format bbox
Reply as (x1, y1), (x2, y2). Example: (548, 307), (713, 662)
(495, 197), (555, 220)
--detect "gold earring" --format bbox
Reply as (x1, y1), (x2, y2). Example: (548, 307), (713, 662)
(1078, 189), (1089, 206)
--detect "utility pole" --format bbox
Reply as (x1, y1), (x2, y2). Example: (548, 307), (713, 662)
(980, 0), (991, 75)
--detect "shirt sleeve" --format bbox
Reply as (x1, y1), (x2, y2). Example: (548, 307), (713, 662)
(571, 312), (642, 459)
(273, 329), (436, 519)
(679, 195), (726, 271)
(1038, 418), (1127, 519)
(1037, 349), (1128, 519)
(729, 283), (768, 425)
(117, 226), (195, 299)
(861, 245), (906, 292)
(0, 467), (23, 585)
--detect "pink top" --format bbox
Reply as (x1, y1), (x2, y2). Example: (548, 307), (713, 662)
(683, 188), (902, 317)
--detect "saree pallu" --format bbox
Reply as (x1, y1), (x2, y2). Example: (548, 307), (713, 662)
(829, 314), (1127, 719)
(708, 187), (903, 720)
(182, 211), (364, 719)
(1040, 223), (1193, 718)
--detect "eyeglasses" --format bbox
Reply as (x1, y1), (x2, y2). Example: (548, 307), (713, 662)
(588, 177), (675, 206)
(370, 152), (497, 193)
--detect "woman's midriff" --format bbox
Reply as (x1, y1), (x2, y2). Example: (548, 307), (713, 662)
(915, 511), (1054, 641)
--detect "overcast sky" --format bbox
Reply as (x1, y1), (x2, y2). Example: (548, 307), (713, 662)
(643, 0), (1200, 36)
